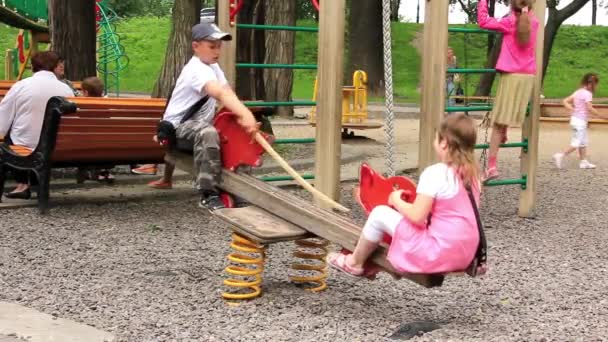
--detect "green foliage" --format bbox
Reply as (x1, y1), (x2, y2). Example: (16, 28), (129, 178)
(107, 0), (173, 18)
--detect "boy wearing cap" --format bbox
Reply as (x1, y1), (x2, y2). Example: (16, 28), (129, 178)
(160, 23), (258, 210)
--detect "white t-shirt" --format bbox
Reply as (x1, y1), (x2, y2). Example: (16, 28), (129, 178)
(417, 163), (460, 199)
(0, 71), (74, 150)
(163, 57), (228, 127)
(571, 88), (592, 124)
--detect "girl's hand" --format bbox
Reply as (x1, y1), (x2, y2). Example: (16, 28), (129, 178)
(388, 189), (405, 207)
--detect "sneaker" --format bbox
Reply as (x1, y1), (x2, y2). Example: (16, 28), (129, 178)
(199, 193), (226, 211)
(482, 167), (500, 183)
(131, 164), (157, 175)
(579, 160), (596, 169)
(148, 179), (172, 189)
(552, 153), (564, 169)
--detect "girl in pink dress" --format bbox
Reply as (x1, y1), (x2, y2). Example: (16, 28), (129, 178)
(328, 114), (481, 276)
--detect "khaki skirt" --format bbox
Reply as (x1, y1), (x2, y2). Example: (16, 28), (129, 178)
(491, 73), (535, 126)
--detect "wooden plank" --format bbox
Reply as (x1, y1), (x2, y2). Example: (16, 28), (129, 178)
(219, 170), (444, 288)
(68, 97), (167, 110)
(541, 102), (608, 117)
(314, 0), (346, 206)
(418, 0), (449, 170)
(60, 118), (159, 125)
(52, 149), (164, 164)
(518, 0), (546, 218)
(217, 0), (237, 88)
(214, 206), (310, 244)
(58, 125), (157, 134)
(70, 110), (164, 118)
(4, 49), (12, 81)
(539, 117), (608, 125)
(310, 121), (384, 130)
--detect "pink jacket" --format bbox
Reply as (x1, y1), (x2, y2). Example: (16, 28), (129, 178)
(477, 0), (539, 75)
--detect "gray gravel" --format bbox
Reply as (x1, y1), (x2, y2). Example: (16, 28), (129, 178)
(1, 152), (608, 341)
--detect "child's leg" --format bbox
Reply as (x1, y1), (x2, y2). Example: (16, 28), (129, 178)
(162, 163), (175, 182)
(578, 146), (586, 161)
(347, 205), (403, 269)
(488, 123), (506, 170)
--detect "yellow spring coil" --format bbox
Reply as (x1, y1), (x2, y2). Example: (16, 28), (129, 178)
(289, 238), (329, 292)
(222, 233), (266, 302)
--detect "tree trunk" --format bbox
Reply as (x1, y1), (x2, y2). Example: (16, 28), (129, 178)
(264, 0), (296, 117)
(475, 0), (498, 96)
(390, 0), (401, 21)
(152, 0), (201, 98)
(48, 0), (97, 81)
(236, 0), (266, 100)
(542, 0), (589, 82)
(348, 0), (384, 95)
(475, 35), (502, 96)
(592, 0), (597, 25)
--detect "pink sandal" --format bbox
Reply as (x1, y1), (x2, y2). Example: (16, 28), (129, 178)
(483, 167), (500, 183)
(328, 252), (365, 278)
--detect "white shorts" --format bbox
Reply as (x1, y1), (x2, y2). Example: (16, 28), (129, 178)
(570, 124), (588, 148)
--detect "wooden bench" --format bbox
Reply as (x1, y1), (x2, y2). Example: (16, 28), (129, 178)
(0, 96), (167, 212)
(0, 80), (82, 100)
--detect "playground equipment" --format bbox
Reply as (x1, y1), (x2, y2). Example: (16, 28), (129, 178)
(420, 0), (546, 218)
(95, 0), (129, 96)
(309, 70), (383, 137)
(0, 0), (128, 95)
(3, 30), (43, 80)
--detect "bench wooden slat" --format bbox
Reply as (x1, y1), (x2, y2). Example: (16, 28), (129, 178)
(68, 110), (163, 118)
(214, 206), (311, 244)
(60, 117), (159, 125)
(52, 149), (164, 164)
(58, 126), (157, 134)
(68, 97), (167, 110)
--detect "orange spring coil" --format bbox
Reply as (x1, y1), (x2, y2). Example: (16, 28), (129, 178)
(222, 233), (266, 302)
(289, 238), (329, 292)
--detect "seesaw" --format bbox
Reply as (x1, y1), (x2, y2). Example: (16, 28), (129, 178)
(164, 110), (484, 303)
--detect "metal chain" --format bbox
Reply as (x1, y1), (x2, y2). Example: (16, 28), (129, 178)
(382, 0), (395, 176)
(479, 111), (491, 171)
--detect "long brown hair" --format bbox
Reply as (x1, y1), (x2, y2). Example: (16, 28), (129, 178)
(580, 73), (599, 93)
(438, 114), (479, 189)
(512, 0), (533, 45)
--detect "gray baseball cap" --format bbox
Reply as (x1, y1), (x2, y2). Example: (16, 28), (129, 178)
(192, 23), (232, 42)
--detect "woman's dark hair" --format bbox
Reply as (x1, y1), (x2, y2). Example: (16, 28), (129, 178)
(31, 51), (61, 72)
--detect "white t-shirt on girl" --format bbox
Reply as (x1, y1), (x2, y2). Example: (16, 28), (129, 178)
(416, 163), (460, 199)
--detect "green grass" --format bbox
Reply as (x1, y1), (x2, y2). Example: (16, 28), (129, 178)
(2, 19), (608, 100)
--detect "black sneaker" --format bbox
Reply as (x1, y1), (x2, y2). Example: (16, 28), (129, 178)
(199, 193), (226, 211)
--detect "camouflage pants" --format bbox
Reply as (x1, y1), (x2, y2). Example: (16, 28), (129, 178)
(176, 120), (221, 192)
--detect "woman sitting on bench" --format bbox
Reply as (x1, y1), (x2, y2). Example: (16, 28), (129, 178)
(0, 51), (74, 199)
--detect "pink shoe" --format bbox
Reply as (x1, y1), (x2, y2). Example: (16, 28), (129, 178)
(132, 164), (157, 175)
(148, 179), (172, 189)
(327, 252), (365, 278)
(483, 167), (500, 183)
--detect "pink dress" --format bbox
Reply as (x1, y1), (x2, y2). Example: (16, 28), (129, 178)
(387, 182), (480, 274)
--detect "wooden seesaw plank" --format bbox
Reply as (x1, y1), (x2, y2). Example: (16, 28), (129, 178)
(219, 170), (445, 288)
(214, 206), (311, 244)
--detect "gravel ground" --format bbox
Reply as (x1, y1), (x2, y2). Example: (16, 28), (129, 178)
(2, 126), (608, 341)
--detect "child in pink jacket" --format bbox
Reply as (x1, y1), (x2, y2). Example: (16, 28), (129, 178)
(477, 0), (539, 181)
